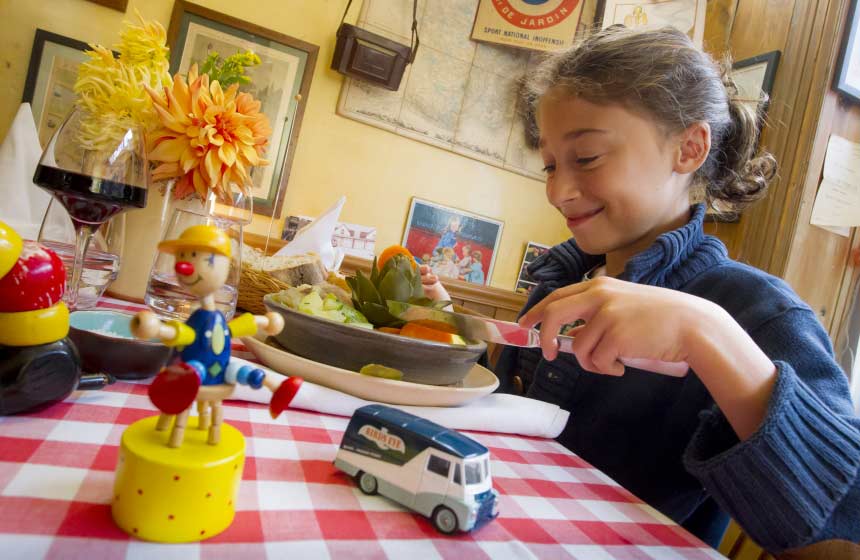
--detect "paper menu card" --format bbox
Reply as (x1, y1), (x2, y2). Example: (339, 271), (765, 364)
(810, 135), (860, 232)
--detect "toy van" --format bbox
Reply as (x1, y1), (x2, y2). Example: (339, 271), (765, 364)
(334, 404), (499, 534)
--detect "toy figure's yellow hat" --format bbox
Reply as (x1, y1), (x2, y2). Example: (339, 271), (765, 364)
(0, 220), (23, 278)
(158, 225), (232, 258)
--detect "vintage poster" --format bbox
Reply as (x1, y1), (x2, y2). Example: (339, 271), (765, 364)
(402, 198), (503, 286)
(471, 0), (584, 51)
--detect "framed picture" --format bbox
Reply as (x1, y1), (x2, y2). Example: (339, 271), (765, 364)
(599, 0), (707, 47)
(835, 0), (860, 103)
(21, 29), (91, 147)
(85, 0), (128, 11)
(167, 1), (318, 218)
(732, 51), (780, 115)
(402, 198), (504, 286)
(514, 241), (550, 294)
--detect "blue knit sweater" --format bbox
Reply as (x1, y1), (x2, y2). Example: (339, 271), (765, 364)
(494, 204), (860, 552)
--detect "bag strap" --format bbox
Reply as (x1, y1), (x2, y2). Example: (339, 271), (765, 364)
(341, 0), (420, 63)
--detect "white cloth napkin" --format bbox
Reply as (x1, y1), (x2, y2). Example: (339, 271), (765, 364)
(229, 357), (570, 439)
(0, 104), (52, 240)
(274, 196), (346, 270)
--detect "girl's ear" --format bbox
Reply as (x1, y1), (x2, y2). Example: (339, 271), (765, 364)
(674, 121), (711, 175)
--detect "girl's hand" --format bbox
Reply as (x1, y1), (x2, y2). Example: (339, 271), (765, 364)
(518, 276), (710, 373)
(520, 276), (778, 441)
(419, 264), (451, 302)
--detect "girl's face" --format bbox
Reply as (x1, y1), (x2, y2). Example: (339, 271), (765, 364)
(537, 90), (693, 267)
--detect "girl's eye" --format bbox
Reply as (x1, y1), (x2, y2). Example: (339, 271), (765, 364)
(576, 156), (599, 165)
(542, 164), (556, 174)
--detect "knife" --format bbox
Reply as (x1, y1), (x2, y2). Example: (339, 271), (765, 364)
(386, 301), (690, 377)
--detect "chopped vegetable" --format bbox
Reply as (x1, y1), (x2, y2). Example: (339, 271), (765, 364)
(359, 364), (404, 380)
(400, 322), (465, 345)
(377, 327), (402, 335)
(272, 286), (372, 329)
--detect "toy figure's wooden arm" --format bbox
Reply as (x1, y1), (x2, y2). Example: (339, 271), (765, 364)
(228, 312), (284, 338)
(131, 310), (195, 347)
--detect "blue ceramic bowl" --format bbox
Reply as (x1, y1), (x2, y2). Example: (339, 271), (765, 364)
(69, 310), (172, 380)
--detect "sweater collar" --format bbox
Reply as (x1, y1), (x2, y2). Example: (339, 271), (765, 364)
(528, 204), (728, 290)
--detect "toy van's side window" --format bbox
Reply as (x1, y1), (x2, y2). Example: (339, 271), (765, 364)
(427, 455), (450, 477)
(453, 464), (461, 485)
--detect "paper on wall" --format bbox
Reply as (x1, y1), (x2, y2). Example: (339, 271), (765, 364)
(810, 135), (860, 230)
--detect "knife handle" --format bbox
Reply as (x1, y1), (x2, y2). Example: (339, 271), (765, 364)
(556, 335), (689, 377)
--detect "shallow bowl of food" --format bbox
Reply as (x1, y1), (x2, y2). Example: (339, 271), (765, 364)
(262, 294), (487, 386)
(69, 310), (172, 380)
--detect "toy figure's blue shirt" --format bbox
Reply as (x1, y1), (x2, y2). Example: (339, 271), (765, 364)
(179, 309), (231, 385)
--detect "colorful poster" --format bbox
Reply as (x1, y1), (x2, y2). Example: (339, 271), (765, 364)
(471, 0), (584, 51)
(402, 198), (504, 286)
(515, 241), (550, 294)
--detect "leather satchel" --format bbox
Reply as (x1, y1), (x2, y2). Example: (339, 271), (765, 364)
(331, 0), (419, 91)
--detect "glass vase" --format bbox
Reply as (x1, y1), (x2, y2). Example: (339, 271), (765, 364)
(144, 203), (246, 321)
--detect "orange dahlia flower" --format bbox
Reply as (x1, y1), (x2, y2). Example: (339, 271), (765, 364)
(145, 65), (271, 202)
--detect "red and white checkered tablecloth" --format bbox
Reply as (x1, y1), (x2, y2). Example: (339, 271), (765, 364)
(0, 297), (724, 559)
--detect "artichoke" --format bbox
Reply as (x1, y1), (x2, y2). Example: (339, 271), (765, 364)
(345, 253), (449, 327)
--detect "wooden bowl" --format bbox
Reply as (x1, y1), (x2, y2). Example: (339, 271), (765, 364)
(69, 310), (172, 380)
(263, 294), (487, 386)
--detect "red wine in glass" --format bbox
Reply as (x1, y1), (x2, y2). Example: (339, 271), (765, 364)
(33, 165), (147, 225)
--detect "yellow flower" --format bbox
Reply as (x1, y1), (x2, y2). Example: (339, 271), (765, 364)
(146, 64), (272, 202)
(73, 13), (171, 151)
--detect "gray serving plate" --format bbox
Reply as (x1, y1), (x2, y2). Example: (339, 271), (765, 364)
(263, 294), (487, 386)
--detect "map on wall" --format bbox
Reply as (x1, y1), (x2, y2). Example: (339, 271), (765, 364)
(336, 0), (547, 180)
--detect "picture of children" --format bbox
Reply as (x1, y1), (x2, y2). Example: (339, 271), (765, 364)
(431, 247), (461, 279)
(457, 243), (473, 278)
(434, 217), (460, 251)
(402, 198), (503, 286)
(463, 251), (485, 284)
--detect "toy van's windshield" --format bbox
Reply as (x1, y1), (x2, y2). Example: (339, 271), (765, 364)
(464, 460), (483, 485)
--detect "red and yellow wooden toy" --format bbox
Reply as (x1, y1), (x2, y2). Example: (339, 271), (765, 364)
(111, 224), (302, 542)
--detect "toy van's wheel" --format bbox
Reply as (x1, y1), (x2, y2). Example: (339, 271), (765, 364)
(432, 506), (458, 534)
(357, 471), (378, 495)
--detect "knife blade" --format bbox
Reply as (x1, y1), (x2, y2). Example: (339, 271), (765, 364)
(386, 301), (689, 377)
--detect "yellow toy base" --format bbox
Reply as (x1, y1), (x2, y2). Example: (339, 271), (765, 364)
(112, 415), (245, 543)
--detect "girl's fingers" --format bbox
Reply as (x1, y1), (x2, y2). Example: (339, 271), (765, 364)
(536, 297), (595, 361)
(520, 281), (592, 328)
(589, 330), (626, 376)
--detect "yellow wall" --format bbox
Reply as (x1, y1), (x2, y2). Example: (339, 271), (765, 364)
(0, 0), (571, 290)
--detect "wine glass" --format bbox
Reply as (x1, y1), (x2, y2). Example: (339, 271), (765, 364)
(33, 108), (148, 309)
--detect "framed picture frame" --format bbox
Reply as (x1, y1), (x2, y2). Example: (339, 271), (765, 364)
(402, 198), (504, 286)
(21, 29), (91, 147)
(167, 1), (318, 219)
(835, 0), (860, 103)
(85, 0), (128, 11)
(599, 0), (707, 47)
(515, 241), (550, 295)
(732, 51), (781, 116)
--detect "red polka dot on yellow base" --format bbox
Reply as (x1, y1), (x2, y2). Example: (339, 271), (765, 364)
(111, 415), (245, 542)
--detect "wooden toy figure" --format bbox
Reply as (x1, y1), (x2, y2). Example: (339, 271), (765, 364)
(112, 224), (302, 543)
(130, 224), (302, 447)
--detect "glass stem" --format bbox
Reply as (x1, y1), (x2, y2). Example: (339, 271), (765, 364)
(68, 223), (94, 310)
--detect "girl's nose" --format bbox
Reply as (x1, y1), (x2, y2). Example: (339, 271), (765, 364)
(175, 261), (195, 276)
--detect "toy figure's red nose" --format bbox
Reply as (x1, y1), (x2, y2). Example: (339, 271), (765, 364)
(175, 261), (195, 276)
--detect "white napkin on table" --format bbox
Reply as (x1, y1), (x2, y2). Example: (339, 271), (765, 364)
(274, 195), (346, 271)
(229, 357), (570, 439)
(0, 104), (52, 240)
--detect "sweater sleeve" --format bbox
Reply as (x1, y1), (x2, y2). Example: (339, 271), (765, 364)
(683, 307), (860, 552)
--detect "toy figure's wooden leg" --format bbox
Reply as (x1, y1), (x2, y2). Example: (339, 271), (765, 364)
(197, 399), (210, 430)
(208, 400), (224, 445)
(169, 407), (191, 448)
(156, 413), (172, 432)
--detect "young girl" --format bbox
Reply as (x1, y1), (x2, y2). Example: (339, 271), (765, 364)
(421, 27), (859, 554)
